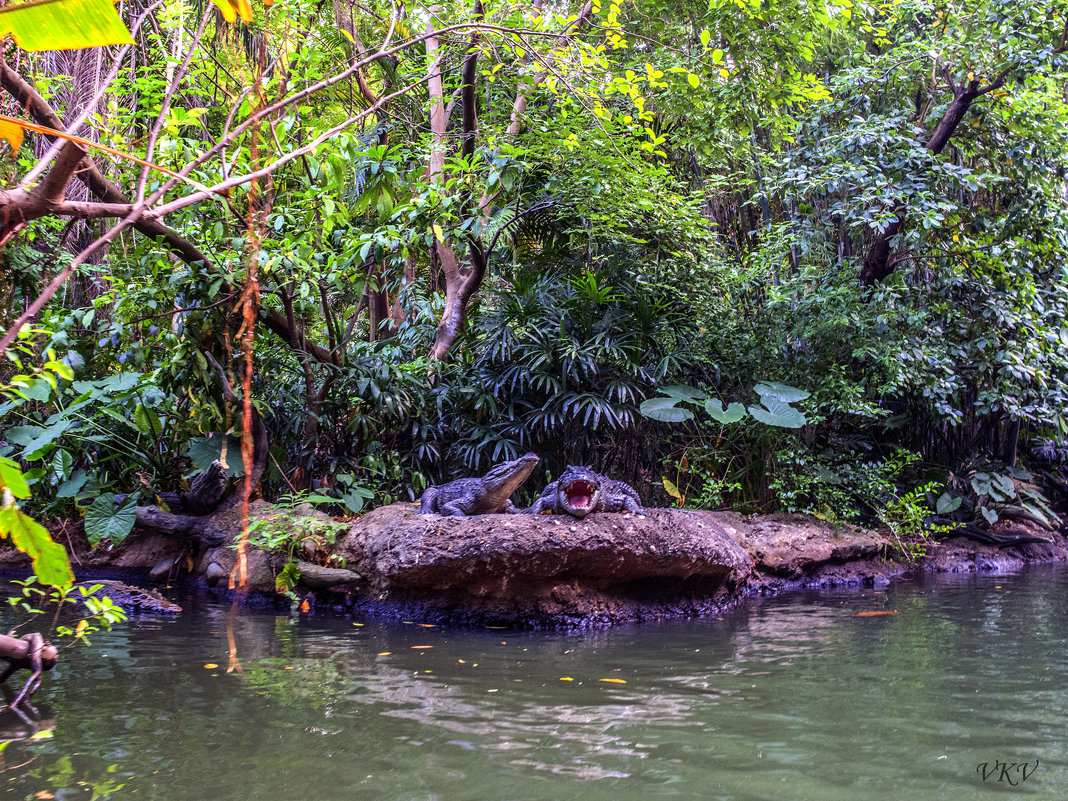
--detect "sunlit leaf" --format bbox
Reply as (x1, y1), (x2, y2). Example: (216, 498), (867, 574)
(0, 505), (74, 589)
(0, 457), (31, 499)
(0, 0), (133, 51)
(662, 476), (682, 500)
(0, 114), (216, 192)
(209, 0), (252, 24)
(0, 116), (25, 152)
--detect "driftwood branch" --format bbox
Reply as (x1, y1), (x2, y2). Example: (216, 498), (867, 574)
(0, 632), (57, 711)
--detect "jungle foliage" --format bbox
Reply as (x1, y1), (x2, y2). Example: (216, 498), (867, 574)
(3, 0), (1068, 556)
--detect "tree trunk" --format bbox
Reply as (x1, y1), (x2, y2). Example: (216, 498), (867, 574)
(859, 80), (982, 286)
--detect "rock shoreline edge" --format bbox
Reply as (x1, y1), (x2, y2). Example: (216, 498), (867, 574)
(7, 502), (1067, 626)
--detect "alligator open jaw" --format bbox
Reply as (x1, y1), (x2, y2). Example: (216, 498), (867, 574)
(564, 480), (595, 508)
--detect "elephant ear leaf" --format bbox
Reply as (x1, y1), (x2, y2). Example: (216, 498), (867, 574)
(748, 397), (806, 429)
(639, 396), (694, 423)
(657, 384), (705, 402)
(84, 493), (137, 547)
(705, 399), (746, 424)
(754, 382), (810, 404)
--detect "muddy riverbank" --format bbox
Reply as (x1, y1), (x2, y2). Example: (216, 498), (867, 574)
(5, 502), (1065, 625)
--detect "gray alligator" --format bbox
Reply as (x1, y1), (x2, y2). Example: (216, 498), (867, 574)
(419, 453), (540, 516)
(526, 466), (644, 518)
(76, 580), (182, 614)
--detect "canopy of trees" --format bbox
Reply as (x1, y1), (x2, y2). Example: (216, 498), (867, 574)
(2, 0), (1068, 552)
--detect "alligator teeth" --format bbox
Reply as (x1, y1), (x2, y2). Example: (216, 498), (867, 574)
(565, 480), (595, 508)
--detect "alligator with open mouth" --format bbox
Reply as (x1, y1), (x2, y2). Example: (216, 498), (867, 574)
(525, 465), (644, 518)
(419, 453), (541, 516)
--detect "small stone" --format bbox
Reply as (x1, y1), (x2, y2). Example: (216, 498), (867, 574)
(149, 557), (176, 582)
(205, 562), (228, 586)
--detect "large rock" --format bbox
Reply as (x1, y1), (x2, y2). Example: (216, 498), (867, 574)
(336, 504), (753, 626)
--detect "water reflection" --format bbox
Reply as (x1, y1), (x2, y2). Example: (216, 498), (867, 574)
(0, 568), (1066, 800)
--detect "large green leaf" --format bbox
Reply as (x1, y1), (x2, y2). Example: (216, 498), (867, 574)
(4, 419), (73, 459)
(342, 486), (374, 514)
(72, 373), (141, 396)
(133, 404), (163, 437)
(936, 492), (962, 515)
(0, 0), (133, 51)
(754, 382), (810, 404)
(748, 398), (806, 429)
(56, 469), (88, 499)
(186, 433), (246, 477)
(639, 397), (694, 423)
(84, 493), (137, 547)
(50, 448), (73, 482)
(705, 399), (746, 424)
(657, 384), (706, 401)
(0, 505), (74, 589)
(12, 378), (51, 402)
(0, 457), (31, 499)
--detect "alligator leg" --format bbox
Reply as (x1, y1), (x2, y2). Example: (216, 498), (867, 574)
(524, 483), (555, 514)
(418, 487), (441, 514)
(438, 499), (473, 516)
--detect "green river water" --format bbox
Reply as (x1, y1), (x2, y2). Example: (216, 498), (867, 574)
(1, 566), (1066, 801)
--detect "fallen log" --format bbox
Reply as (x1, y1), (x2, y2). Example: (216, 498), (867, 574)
(132, 408), (269, 546)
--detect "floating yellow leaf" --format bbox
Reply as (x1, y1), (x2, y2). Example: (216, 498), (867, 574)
(855, 610), (899, 617)
(599, 678), (627, 684)
(377, 651), (391, 656)
(0, 119), (23, 155)
(560, 677), (574, 681)
(204, 663), (219, 669)
(0, 0), (133, 51)
(418, 623), (436, 628)
(411, 645), (434, 649)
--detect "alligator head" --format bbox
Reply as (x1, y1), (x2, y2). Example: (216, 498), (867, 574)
(480, 452), (540, 506)
(554, 466), (602, 518)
